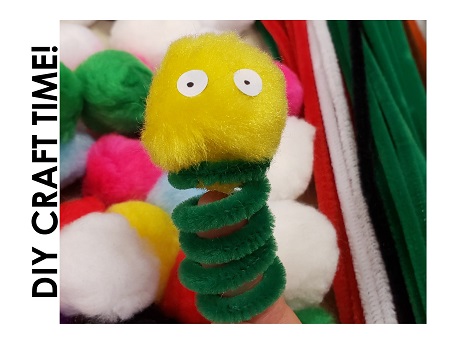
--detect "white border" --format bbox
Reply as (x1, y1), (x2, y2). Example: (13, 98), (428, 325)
(2, 0), (455, 342)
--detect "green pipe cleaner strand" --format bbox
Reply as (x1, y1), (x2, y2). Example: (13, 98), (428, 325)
(169, 161), (286, 323)
(328, 20), (426, 323)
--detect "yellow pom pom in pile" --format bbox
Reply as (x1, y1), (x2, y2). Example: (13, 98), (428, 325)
(108, 201), (179, 300)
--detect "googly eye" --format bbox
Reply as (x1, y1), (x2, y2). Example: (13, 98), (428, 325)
(233, 69), (262, 96)
(177, 70), (208, 97)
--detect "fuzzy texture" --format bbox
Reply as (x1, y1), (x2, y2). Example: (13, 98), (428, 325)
(60, 62), (83, 143)
(262, 20), (365, 323)
(196, 258), (286, 323)
(294, 307), (336, 324)
(179, 237), (276, 294)
(139, 32), (287, 323)
(60, 131), (95, 189)
(328, 21), (426, 322)
(171, 162), (285, 322)
(309, 21), (397, 323)
(60, 212), (160, 322)
(110, 21), (221, 70)
(82, 134), (163, 206)
(60, 22), (104, 70)
(134, 54), (151, 68)
(141, 32), (287, 172)
(269, 200), (339, 310)
(70, 304), (179, 324)
(107, 201), (179, 300)
(75, 49), (153, 135)
(198, 20), (254, 32)
(275, 62), (304, 116)
(62, 20), (96, 27)
(349, 21), (415, 323)
(262, 20), (366, 323)
(120, 304), (179, 324)
(168, 160), (270, 190)
(179, 205), (273, 265)
(60, 196), (106, 229)
(146, 173), (205, 215)
(160, 251), (210, 324)
(172, 179), (269, 233)
(267, 116), (315, 201)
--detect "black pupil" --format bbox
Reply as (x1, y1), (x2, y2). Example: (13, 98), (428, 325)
(187, 82), (194, 87)
(244, 80), (250, 85)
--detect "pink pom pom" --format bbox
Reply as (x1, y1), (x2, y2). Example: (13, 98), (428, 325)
(83, 134), (163, 205)
(132, 53), (154, 70)
(275, 62), (304, 116)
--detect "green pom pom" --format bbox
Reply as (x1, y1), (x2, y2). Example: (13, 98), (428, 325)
(60, 62), (83, 143)
(75, 50), (153, 136)
(294, 307), (336, 324)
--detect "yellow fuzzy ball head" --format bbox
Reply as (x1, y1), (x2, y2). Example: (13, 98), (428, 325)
(141, 32), (287, 173)
(108, 201), (179, 301)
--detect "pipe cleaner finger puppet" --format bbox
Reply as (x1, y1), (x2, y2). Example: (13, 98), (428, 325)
(141, 32), (287, 323)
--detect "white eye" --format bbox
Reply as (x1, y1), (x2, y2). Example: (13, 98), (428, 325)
(233, 69), (262, 96)
(177, 70), (208, 97)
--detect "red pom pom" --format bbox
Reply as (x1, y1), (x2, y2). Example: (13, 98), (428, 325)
(83, 134), (163, 206)
(60, 196), (106, 229)
(160, 251), (210, 324)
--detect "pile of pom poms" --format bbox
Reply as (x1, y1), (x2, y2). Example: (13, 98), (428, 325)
(59, 20), (338, 324)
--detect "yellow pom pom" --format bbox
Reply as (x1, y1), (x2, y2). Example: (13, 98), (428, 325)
(141, 32), (287, 172)
(108, 201), (179, 300)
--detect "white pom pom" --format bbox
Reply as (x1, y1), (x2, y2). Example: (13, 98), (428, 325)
(267, 117), (316, 201)
(109, 20), (218, 69)
(198, 20), (254, 32)
(61, 20), (96, 27)
(60, 212), (160, 321)
(60, 23), (104, 70)
(269, 200), (339, 310)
